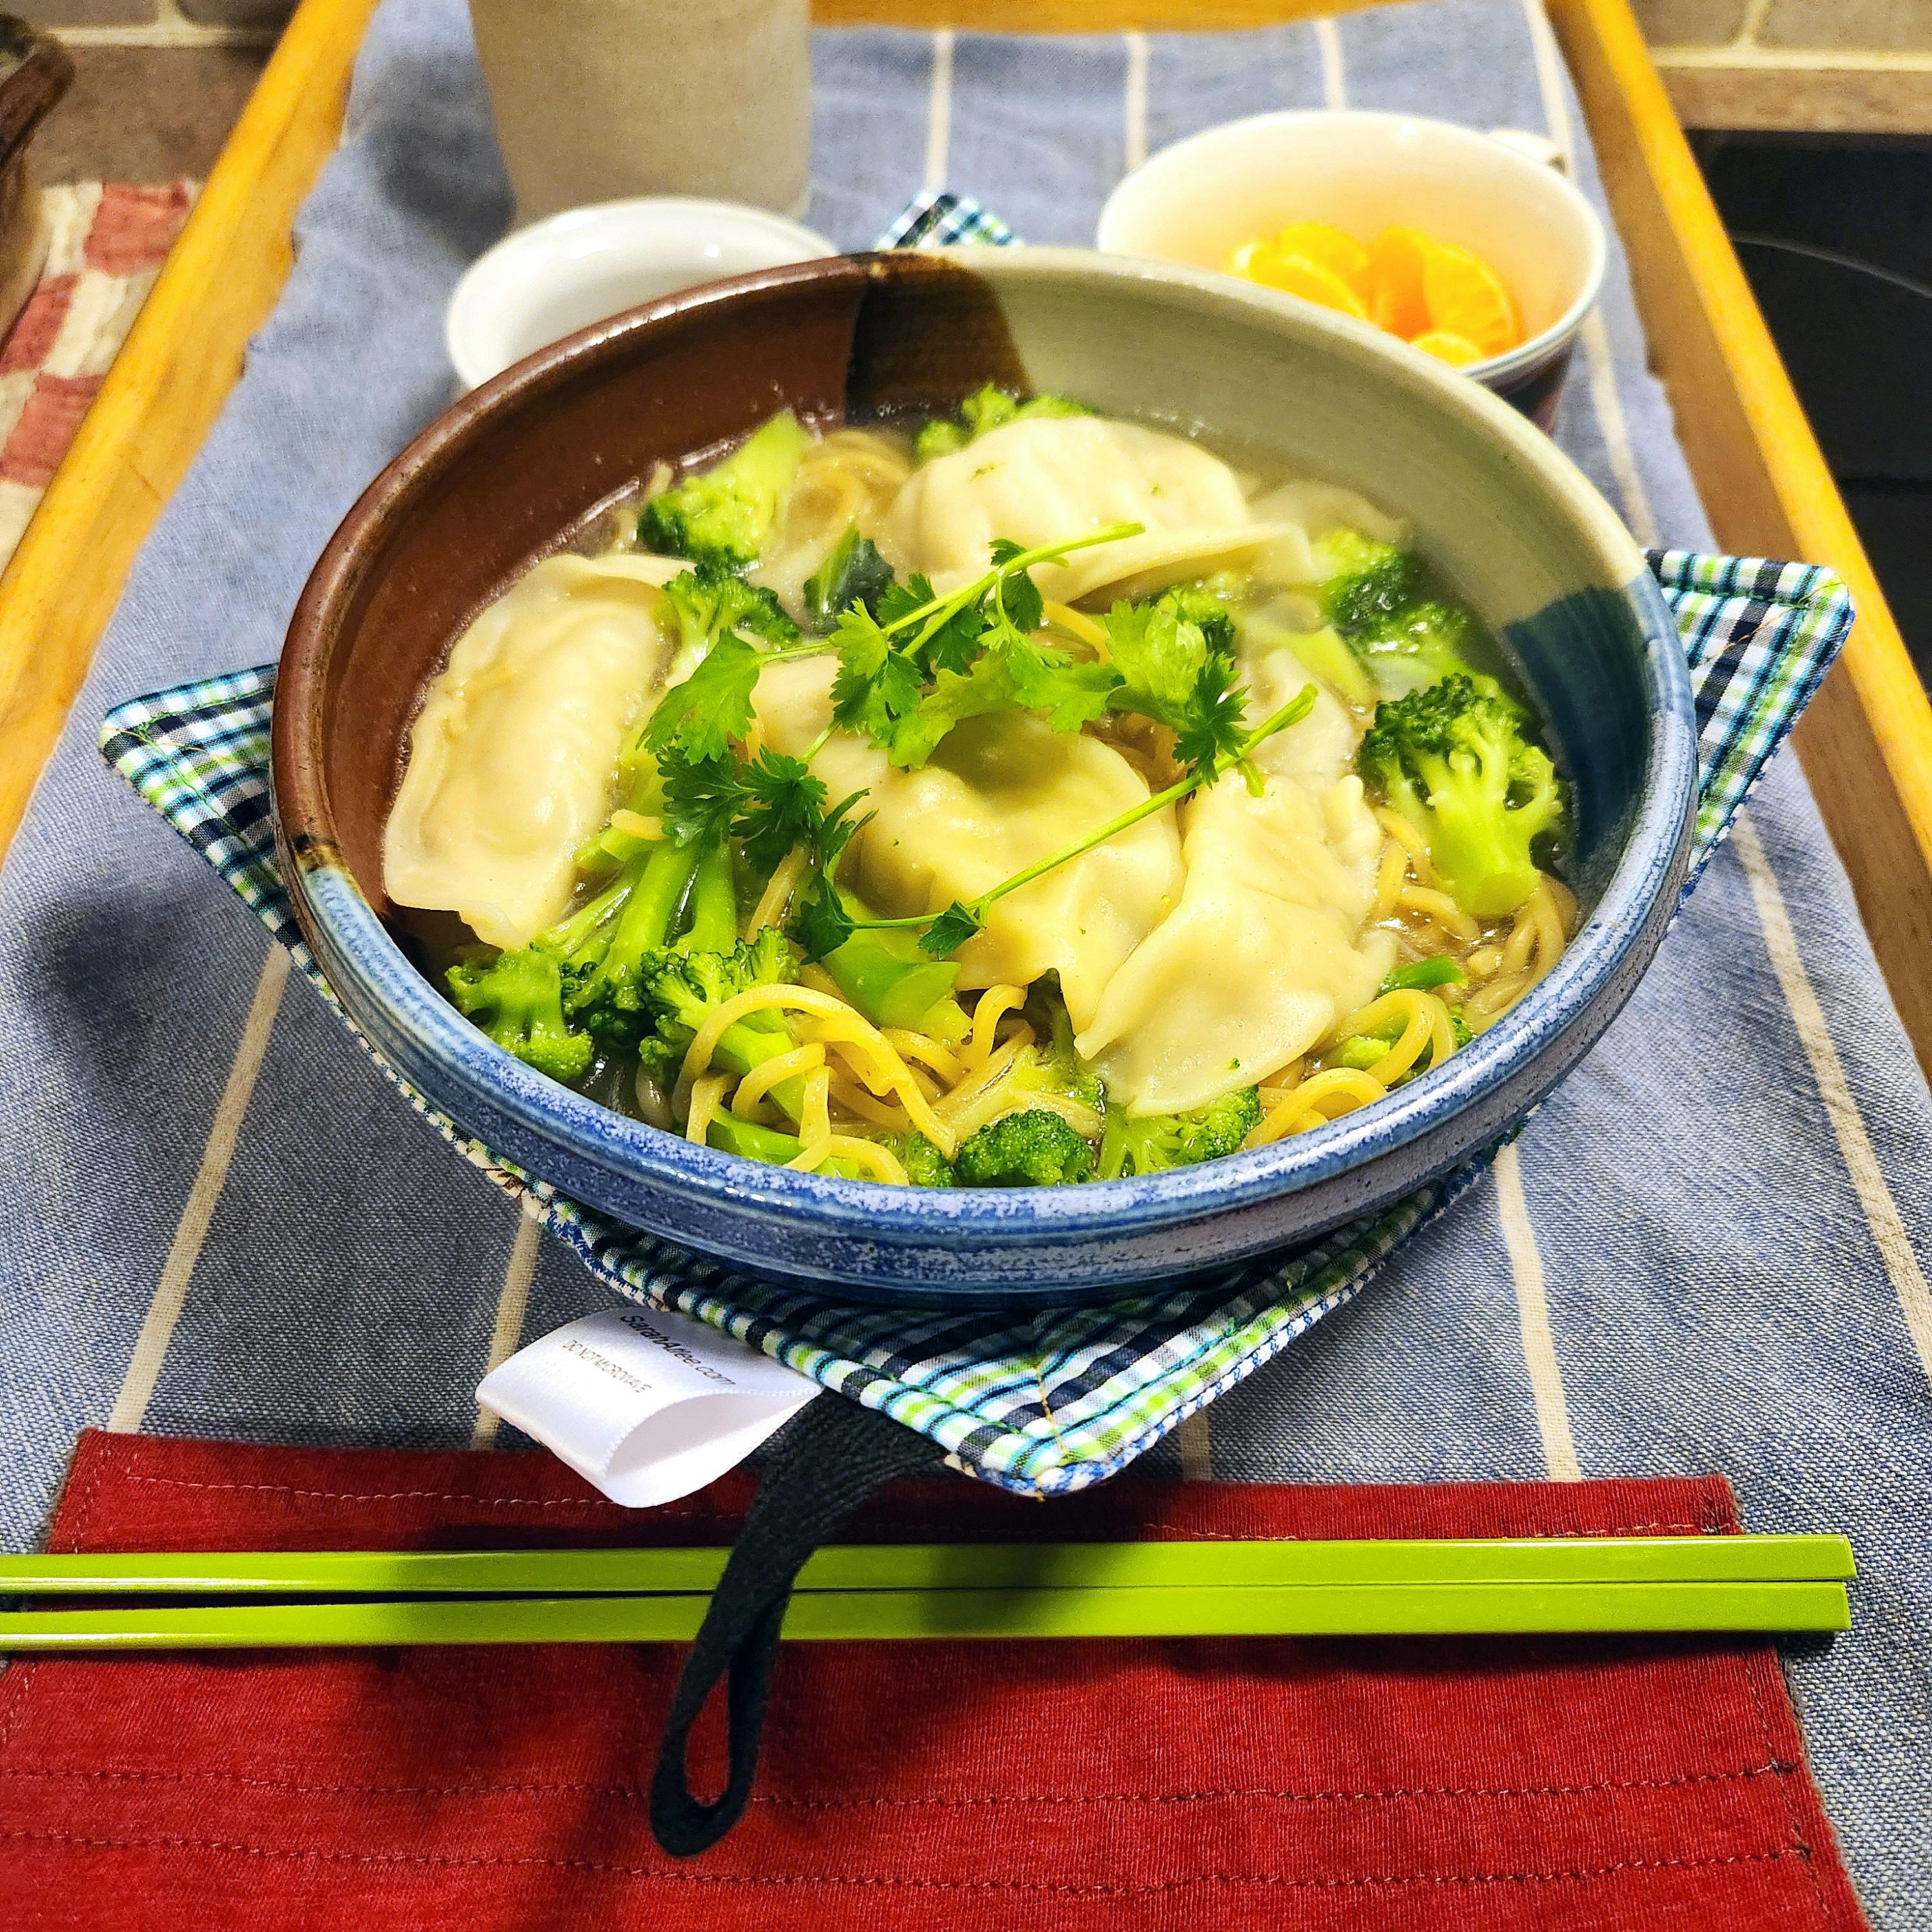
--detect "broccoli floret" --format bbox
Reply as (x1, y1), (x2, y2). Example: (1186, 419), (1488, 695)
(559, 834), (710, 1052)
(1357, 673), (1568, 918)
(639, 409), (810, 570)
(1356, 597), (1488, 688)
(901, 1135), (958, 1187)
(1097, 1086), (1262, 1180)
(662, 560), (798, 674)
(1314, 531), (1430, 642)
(631, 928), (803, 1097)
(954, 1108), (1095, 1186)
(912, 384), (1091, 463)
(1153, 583), (1237, 658)
(803, 525), (896, 633)
(447, 945), (593, 1084)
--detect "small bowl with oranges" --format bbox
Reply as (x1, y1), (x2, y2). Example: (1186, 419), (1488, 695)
(1096, 110), (1607, 430)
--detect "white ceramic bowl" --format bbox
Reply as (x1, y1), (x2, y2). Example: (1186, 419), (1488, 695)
(445, 196), (835, 392)
(1096, 110), (1607, 427)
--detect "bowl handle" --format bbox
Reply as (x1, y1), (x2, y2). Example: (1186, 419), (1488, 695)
(1486, 127), (1567, 176)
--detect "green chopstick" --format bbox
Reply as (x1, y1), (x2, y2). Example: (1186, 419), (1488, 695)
(0, 1535), (1855, 1598)
(0, 1579), (1850, 1649)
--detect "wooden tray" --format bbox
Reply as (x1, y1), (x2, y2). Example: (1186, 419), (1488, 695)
(4, 0), (1927, 1070)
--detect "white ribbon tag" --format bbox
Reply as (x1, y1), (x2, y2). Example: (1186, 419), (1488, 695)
(477, 1306), (821, 1508)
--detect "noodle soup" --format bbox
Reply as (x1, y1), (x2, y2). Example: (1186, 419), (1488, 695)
(383, 389), (1574, 1189)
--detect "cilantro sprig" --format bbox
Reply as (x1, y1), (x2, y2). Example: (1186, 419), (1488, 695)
(808, 522), (1145, 768)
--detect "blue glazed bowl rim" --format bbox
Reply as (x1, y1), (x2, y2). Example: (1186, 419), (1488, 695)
(276, 248), (1699, 1251)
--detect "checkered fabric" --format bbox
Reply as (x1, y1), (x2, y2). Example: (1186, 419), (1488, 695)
(0, 183), (194, 563)
(97, 550), (1852, 1496)
(870, 188), (1014, 249)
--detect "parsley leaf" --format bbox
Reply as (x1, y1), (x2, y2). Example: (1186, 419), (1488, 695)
(921, 901), (985, 958)
(734, 750), (827, 873)
(642, 632), (763, 762)
(828, 610), (926, 747)
(788, 872), (856, 958)
(1102, 600), (1250, 782)
(1000, 634), (1116, 733)
(656, 745), (748, 845)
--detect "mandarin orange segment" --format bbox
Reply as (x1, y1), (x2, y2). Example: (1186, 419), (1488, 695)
(1421, 243), (1521, 356)
(1273, 221), (1372, 298)
(1235, 245), (1370, 320)
(1410, 329), (1485, 367)
(1366, 226), (1432, 339)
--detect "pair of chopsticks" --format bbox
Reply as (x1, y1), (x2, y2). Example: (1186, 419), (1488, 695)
(0, 1537), (1853, 1649)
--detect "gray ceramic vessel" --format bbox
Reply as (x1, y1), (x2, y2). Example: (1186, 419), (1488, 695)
(271, 249), (1697, 1307)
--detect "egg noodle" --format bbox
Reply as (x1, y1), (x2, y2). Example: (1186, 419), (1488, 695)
(661, 815), (1575, 1175)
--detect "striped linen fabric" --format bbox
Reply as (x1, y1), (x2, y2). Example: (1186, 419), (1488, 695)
(97, 551), (1853, 1497)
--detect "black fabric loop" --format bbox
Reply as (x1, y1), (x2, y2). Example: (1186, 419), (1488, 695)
(648, 1397), (945, 1856)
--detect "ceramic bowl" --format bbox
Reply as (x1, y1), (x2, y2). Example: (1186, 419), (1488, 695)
(1096, 110), (1608, 431)
(445, 196), (834, 391)
(272, 249), (1695, 1307)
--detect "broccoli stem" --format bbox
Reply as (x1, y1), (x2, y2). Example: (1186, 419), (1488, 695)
(582, 836), (700, 998)
(677, 839), (739, 955)
(821, 928), (968, 1037)
(705, 1109), (867, 1180)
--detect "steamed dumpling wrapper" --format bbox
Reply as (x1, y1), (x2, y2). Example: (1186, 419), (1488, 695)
(1076, 770), (1396, 1116)
(751, 660), (1185, 1033)
(384, 555), (675, 949)
(881, 416), (1286, 606)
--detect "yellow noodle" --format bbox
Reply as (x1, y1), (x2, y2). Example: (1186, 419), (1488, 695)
(1463, 945), (1505, 981)
(814, 1029), (941, 1103)
(1396, 883), (1481, 943)
(730, 1043), (825, 1121)
(1247, 1067), (1389, 1149)
(827, 1074), (914, 1131)
(676, 984), (956, 1153)
(943, 1081), (1105, 1145)
(934, 1030), (1034, 1130)
(740, 717), (765, 761)
(801, 1066), (832, 1149)
(746, 846), (810, 936)
(963, 984), (1028, 1069)
(1373, 807), (1435, 885)
(882, 1029), (965, 1085)
(789, 1134), (909, 1184)
(1467, 971), (1532, 1023)
(684, 1073), (730, 1147)
(610, 809), (663, 841)
(1502, 905), (1539, 976)
(1042, 601), (1109, 651)
(1333, 989), (1457, 1081)
(1371, 841), (1408, 923)
(1543, 870), (1579, 932)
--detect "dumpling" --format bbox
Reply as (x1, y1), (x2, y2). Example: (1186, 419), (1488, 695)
(1238, 638), (1361, 786)
(384, 554), (674, 949)
(831, 711), (1184, 1031)
(1075, 770), (1395, 1115)
(880, 415), (1283, 606)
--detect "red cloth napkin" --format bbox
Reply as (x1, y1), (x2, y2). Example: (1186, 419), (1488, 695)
(0, 1430), (1865, 1931)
